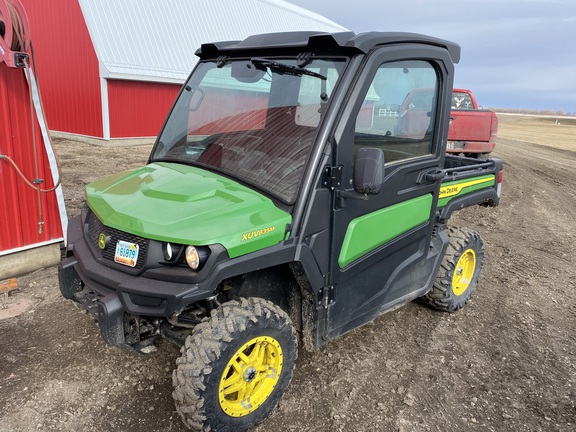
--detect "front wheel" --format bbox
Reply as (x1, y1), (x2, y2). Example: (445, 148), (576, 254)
(420, 226), (484, 312)
(172, 297), (297, 431)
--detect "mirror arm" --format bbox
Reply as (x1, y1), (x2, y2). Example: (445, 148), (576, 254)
(338, 190), (368, 200)
(336, 190), (368, 208)
(338, 190), (367, 203)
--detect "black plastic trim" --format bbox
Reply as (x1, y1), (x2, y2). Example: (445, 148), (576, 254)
(60, 214), (327, 319)
(438, 189), (499, 222)
(195, 31), (460, 64)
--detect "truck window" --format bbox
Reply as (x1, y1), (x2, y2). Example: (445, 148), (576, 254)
(354, 60), (439, 164)
(452, 92), (473, 109)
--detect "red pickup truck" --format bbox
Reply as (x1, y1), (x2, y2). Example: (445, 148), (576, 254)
(396, 88), (498, 159)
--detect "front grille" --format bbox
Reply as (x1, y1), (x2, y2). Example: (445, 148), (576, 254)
(86, 211), (149, 269)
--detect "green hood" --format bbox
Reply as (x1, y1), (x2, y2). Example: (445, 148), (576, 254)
(86, 162), (292, 258)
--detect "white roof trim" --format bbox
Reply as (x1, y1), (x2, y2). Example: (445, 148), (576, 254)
(99, 61), (189, 84)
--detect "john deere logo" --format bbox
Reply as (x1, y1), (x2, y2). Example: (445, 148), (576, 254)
(98, 233), (107, 249)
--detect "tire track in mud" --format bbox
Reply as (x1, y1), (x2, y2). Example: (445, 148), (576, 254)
(257, 304), (449, 432)
(497, 138), (576, 218)
(394, 138), (576, 431)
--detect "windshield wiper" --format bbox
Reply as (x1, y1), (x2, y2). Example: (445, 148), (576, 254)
(250, 57), (326, 80)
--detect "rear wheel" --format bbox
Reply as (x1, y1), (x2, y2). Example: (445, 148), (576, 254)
(421, 226), (484, 312)
(172, 297), (297, 431)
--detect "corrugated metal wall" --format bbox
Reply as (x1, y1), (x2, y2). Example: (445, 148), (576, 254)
(20, 0), (102, 137)
(0, 64), (63, 253)
(107, 80), (180, 138)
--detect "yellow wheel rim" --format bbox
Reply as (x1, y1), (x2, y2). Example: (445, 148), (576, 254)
(452, 248), (476, 296)
(219, 336), (283, 417)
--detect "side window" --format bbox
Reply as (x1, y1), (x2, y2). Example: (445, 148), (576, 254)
(354, 60), (439, 164)
(452, 92), (473, 109)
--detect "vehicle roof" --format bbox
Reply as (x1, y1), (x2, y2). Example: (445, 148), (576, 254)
(196, 31), (461, 64)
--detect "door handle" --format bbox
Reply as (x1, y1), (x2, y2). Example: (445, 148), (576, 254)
(418, 169), (445, 184)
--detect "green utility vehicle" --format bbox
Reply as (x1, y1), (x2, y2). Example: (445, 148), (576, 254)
(59, 31), (503, 431)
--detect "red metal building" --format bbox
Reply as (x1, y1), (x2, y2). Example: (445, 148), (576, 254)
(1, 0), (66, 274)
(17, 0), (347, 142)
(18, 0), (179, 141)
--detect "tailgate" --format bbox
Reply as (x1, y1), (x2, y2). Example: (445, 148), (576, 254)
(448, 110), (494, 142)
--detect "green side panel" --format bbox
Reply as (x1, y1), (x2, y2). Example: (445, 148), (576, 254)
(86, 163), (291, 258)
(338, 194), (433, 268)
(437, 174), (495, 208)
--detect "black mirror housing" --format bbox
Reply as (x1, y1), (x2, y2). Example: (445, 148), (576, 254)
(354, 148), (384, 194)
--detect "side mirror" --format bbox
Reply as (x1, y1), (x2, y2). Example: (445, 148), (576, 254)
(354, 148), (384, 194)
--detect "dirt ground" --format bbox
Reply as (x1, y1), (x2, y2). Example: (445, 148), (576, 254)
(1, 116), (575, 431)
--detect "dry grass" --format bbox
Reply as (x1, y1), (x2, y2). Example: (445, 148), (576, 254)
(497, 114), (576, 152)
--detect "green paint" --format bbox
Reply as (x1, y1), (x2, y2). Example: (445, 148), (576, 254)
(437, 174), (495, 208)
(86, 162), (291, 258)
(338, 194), (433, 268)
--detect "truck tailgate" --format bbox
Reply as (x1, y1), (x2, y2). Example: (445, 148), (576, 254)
(449, 110), (494, 142)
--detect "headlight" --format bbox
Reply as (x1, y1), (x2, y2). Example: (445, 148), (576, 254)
(163, 242), (175, 261)
(185, 246), (200, 270)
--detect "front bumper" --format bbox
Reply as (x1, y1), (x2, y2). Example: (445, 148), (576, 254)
(58, 212), (219, 347)
(59, 209), (298, 349)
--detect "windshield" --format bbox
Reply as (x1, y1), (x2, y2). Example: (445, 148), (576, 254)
(151, 58), (345, 203)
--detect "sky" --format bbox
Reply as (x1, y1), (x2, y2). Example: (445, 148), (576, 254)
(288, 0), (576, 113)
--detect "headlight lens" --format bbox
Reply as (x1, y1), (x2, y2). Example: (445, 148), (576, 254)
(185, 246), (200, 270)
(163, 242), (174, 261)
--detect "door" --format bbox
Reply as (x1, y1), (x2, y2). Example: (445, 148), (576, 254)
(325, 47), (453, 339)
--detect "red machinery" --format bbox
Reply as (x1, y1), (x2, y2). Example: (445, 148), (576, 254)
(0, 0), (66, 274)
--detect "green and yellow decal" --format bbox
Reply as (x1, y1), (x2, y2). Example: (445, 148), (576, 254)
(241, 226), (276, 242)
(98, 233), (107, 249)
(437, 175), (495, 207)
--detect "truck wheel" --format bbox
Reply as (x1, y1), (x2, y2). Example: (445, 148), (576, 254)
(421, 226), (484, 312)
(172, 297), (297, 432)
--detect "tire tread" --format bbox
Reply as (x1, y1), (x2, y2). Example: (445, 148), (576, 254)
(420, 226), (484, 312)
(173, 297), (297, 431)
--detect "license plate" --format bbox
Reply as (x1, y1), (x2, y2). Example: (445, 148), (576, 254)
(114, 240), (139, 267)
(446, 141), (455, 149)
